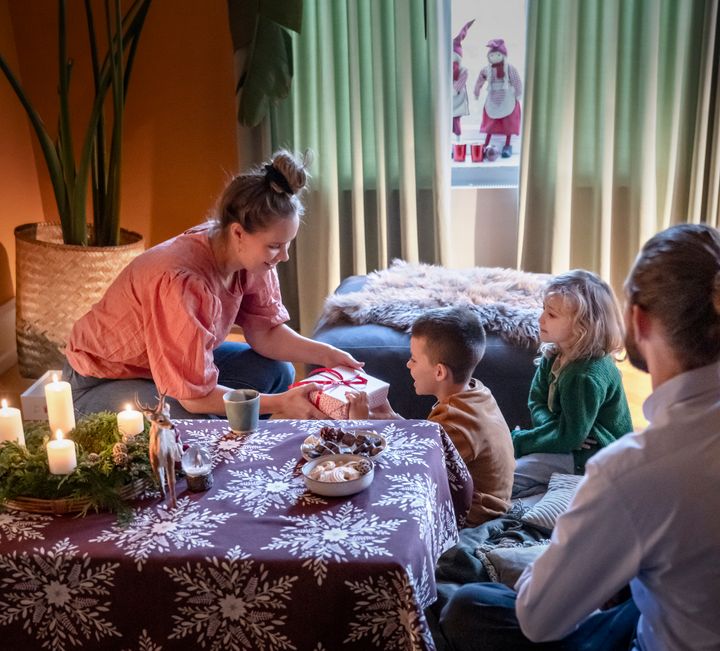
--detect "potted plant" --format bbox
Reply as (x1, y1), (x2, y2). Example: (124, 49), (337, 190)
(1, 0), (151, 378)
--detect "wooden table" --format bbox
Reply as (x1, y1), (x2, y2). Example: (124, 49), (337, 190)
(0, 418), (472, 651)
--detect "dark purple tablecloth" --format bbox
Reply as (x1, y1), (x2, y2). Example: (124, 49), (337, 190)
(0, 419), (471, 650)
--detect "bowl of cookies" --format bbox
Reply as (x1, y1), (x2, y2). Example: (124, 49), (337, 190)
(302, 453), (375, 497)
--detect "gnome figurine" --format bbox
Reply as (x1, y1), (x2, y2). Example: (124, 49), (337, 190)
(473, 38), (522, 158)
(452, 20), (474, 138)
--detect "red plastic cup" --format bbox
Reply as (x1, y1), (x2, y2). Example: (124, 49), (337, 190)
(470, 143), (484, 163)
(453, 143), (467, 162)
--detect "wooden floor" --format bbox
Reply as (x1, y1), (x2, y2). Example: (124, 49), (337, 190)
(0, 356), (652, 430)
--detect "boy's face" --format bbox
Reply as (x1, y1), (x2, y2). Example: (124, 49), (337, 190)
(407, 336), (438, 396)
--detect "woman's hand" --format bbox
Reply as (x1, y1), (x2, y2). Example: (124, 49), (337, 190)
(268, 383), (327, 419)
(320, 345), (364, 370)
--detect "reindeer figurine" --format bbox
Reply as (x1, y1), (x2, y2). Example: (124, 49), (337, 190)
(136, 393), (182, 508)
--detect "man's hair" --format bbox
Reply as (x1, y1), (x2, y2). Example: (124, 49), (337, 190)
(540, 269), (625, 362)
(625, 223), (720, 370)
(411, 306), (486, 384)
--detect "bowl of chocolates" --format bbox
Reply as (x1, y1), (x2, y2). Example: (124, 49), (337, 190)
(301, 426), (387, 461)
(302, 453), (375, 497)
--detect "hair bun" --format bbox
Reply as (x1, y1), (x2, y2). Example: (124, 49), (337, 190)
(268, 150), (310, 196)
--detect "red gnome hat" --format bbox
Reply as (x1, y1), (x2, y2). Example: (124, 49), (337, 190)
(453, 19), (475, 57)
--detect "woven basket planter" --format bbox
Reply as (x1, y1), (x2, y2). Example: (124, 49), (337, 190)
(3, 477), (153, 515)
(15, 222), (145, 378)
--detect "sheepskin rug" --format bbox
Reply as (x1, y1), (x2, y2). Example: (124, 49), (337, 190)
(316, 260), (551, 348)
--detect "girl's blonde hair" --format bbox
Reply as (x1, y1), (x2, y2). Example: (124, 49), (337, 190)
(540, 269), (625, 362)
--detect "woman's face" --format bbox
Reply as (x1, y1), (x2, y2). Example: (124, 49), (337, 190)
(232, 213), (299, 274)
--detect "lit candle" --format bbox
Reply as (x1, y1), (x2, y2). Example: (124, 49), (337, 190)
(44, 373), (75, 434)
(0, 399), (25, 446)
(117, 404), (144, 438)
(47, 429), (77, 475)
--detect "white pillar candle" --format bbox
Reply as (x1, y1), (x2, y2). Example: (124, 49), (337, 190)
(44, 374), (75, 434)
(0, 399), (25, 446)
(117, 405), (144, 438)
(47, 429), (77, 475)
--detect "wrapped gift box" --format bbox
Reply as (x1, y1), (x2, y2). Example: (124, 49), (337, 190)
(298, 366), (390, 419)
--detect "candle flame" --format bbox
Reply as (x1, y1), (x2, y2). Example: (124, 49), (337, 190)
(55, 429), (64, 441)
(1, 399), (7, 410)
(52, 373), (59, 384)
(124, 404), (132, 412)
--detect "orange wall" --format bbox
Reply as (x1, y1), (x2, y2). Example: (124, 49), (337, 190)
(0, 0), (238, 298)
(0, 0), (44, 303)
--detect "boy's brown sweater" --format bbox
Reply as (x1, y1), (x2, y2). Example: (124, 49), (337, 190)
(429, 378), (515, 526)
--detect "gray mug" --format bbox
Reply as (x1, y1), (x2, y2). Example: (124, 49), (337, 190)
(223, 389), (260, 433)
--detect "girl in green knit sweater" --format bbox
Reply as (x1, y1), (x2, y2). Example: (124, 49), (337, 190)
(511, 270), (632, 498)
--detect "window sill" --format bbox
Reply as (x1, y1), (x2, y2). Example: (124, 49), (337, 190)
(451, 154), (520, 188)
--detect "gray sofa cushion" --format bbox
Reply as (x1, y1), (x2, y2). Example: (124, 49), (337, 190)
(312, 275), (537, 427)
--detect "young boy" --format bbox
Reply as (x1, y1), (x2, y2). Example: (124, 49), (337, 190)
(348, 306), (515, 526)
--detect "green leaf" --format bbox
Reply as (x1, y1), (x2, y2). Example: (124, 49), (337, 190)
(259, 0), (302, 33)
(238, 16), (294, 128)
(227, 0), (260, 50)
(0, 0), (152, 247)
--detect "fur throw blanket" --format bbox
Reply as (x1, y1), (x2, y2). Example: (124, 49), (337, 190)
(316, 260), (551, 348)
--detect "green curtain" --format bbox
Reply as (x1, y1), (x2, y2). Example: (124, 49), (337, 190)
(519, 0), (720, 292)
(269, 0), (452, 334)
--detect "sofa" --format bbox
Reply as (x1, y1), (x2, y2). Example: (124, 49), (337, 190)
(312, 274), (538, 428)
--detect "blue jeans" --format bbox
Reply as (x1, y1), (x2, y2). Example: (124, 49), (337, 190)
(64, 342), (295, 419)
(438, 583), (639, 651)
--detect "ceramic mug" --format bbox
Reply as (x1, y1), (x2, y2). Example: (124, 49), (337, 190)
(223, 389), (260, 433)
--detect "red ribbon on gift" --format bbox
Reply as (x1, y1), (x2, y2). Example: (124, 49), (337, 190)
(289, 367), (368, 410)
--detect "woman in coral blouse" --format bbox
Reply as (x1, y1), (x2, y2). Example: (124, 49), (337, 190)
(64, 150), (361, 419)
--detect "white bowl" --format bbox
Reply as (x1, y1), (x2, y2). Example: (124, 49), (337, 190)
(302, 453), (375, 497)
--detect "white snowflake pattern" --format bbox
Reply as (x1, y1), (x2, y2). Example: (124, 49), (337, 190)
(0, 509), (53, 541)
(375, 473), (436, 537)
(344, 560), (434, 649)
(226, 545), (251, 561)
(122, 628), (163, 651)
(166, 556), (297, 651)
(210, 459), (325, 516)
(0, 538), (120, 651)
(280, 418), (341, 434)
(439, 428), (472, 486)
(375, 474), (458, 560)
(89, 497), (236, 570)
(188, 428), (289, 468)
(435, 500), (460, 556)
(378, 430), (436, 469)
(262, 502), (404, 584)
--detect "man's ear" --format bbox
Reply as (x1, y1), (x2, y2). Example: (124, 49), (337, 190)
(630, 304), (651, 341)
